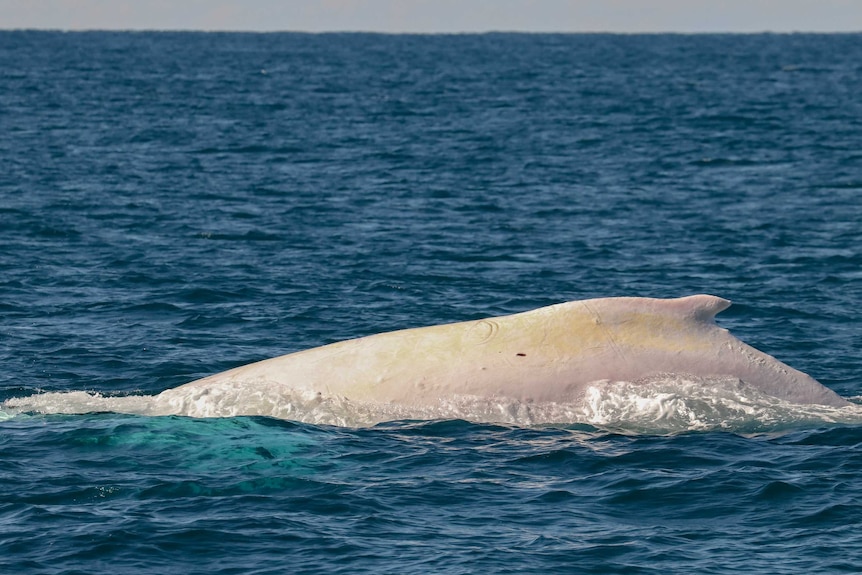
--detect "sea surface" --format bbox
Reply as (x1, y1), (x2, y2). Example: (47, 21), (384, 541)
(1, 31), (862, 573)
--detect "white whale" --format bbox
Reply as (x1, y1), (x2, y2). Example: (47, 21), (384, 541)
(159, 294), (847, 413)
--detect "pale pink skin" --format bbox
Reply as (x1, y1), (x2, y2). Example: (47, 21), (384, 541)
(167, 295), (848, 409)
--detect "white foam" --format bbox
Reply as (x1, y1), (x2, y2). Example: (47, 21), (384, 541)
(577, 375), (857, 433)
(3, 374), (860, 433)
(3, 391), (154, 417)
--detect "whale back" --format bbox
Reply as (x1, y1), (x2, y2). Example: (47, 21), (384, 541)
(170, 295), (847, 409)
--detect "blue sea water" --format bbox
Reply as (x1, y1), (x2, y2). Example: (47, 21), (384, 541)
(1, 31), (862, 573)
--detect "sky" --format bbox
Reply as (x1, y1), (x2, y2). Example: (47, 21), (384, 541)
(0, 0), (861, 33)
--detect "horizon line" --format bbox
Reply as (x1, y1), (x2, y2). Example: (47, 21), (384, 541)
(2, 27), (861, 35)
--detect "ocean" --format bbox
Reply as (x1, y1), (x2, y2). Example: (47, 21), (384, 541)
(1, 31), (861, 573)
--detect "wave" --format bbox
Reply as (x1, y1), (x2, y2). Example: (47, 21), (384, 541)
(3, 374), (859, 434)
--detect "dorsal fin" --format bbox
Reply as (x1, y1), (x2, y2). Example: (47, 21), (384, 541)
(673, 294), (731, 322)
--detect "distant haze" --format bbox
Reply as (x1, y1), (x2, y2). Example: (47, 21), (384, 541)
(1, 0), (861, 32)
